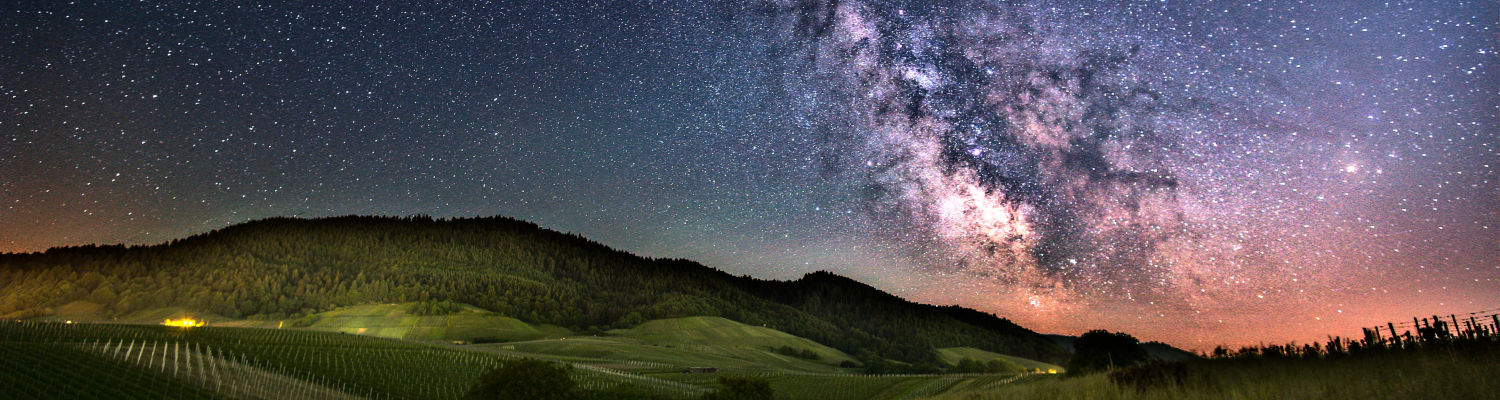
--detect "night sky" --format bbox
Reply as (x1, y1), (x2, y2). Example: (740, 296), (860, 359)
(2, 0), (1496, 350)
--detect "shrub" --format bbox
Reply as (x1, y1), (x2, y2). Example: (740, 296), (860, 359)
(773, 345), (821, 360)
(289, 314), (322, 327)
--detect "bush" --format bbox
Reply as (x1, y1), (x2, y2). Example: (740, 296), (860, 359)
(773, 345), (820, 360)
(289, 314), (322, 327)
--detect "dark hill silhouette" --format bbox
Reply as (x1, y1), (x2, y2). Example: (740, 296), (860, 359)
(1046, 334), (1197, 362)
(0, 215), (1067, 365)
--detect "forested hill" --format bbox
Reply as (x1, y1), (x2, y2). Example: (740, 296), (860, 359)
(0, 215), (1067, 365)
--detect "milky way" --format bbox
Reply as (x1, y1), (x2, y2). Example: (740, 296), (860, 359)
(768, 0), (1193, 291)
(752, 0), (1259, 317)
(751, 0), (1498, 346)
(1, 0), (1496, 349)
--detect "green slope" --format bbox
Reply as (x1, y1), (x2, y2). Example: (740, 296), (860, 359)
(615, 316), (854, 362)
(488, 316), (856, 374)
(277, 303), (568, 341)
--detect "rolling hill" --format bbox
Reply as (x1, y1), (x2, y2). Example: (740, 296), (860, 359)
(489, 316), (858, 375)
(0, 215), (1068, 366)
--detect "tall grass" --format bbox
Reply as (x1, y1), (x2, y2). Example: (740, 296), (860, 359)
(926, 342), (1500, 400)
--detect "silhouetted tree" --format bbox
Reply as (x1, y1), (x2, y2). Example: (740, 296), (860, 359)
(1067, 330), (1147, 374)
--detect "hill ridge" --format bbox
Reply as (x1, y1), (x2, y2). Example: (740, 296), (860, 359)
(0, 215), (1068, 365)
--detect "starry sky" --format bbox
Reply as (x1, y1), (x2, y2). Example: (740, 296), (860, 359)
(2, 0), (1496, 350)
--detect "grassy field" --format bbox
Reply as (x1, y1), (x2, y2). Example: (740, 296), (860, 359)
(476, 316), (1051, 399)
(922, 343), (1500, 400)
(493, 336), (847, 374)
(259, 303), (571, 342)
(615, 316), (855, 363)
(477, 316), (857, 374)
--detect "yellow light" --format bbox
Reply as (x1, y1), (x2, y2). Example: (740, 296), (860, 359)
(1047, 368), (1058, 374)
(163, 318), (200, 328)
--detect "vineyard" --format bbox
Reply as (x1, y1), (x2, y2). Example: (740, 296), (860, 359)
(0, 321), (707, 399)
(0, 320), (1040, 399)
(0, 342), (223, 400)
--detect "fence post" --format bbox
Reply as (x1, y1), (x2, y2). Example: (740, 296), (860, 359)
(1437, 315), (1447, 337)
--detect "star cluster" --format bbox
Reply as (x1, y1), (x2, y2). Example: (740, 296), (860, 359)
(1, 0), (1496, 350)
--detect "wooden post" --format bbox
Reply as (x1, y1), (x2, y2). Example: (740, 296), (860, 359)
(1432, 315), (1444, 339)
(1387, 322), (1399, 347)
(1451, 314), (1462, 338)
